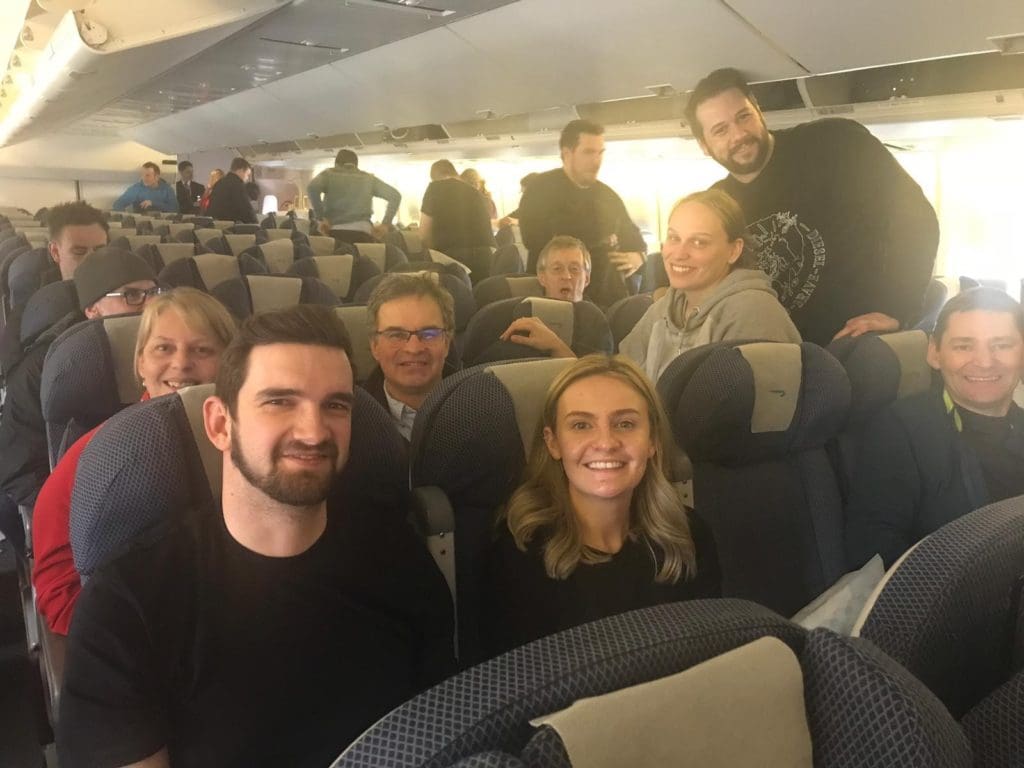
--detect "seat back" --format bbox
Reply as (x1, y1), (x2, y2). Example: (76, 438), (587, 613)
(249, 238), (299, 274)
(461, 297), (612, 367)
(18, 281), (78, 349)
(8, 246), (54, 310)
(473, 274), (544, 309)
(333, 305), (375, 384)
(262, 227), (293, 241)
(70, 383), (406, 581)
(41, 314), (144, 468)
(333, 601), (971, 768)
(288, 254), (356, 301)
(854, 496), (1024, 718)
(658, 341), (851, 616)
(387, 228), (425, 259)
(412, 357), (575, 661)
(355, 242), (408, 273)
(122, 234), (164, 251)
(606, 293), (654, 349)
(490, 243), (526, 275)
(308, 235), (337, 255)
(158, 253), (256, 292)
(223, 233), (257, 256)
(213, 274), (339, 318)
(826, 331), (931, 502)
(914, 278), (949, 332)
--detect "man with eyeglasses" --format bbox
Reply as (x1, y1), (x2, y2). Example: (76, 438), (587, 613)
(365, 273), (455, 440)
(0, 247), (159, 509)
(536, 235), (592, 303)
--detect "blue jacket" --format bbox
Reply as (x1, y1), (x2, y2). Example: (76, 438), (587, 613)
(112, 179), (178, 213)
(307, 164), (400, 227)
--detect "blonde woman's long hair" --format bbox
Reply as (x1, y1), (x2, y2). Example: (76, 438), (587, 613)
(503, 354), (696, 583)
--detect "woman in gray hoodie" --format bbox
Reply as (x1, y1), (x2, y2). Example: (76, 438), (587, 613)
(619, 189), (800, 381)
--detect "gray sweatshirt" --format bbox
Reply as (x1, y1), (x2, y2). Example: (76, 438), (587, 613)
(620, 268), (801, 382)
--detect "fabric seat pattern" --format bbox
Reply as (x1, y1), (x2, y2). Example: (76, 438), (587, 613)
(658, 341), (851, 616)
(856, 496), (1024, 718)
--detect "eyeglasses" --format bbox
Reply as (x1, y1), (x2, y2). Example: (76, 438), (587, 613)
(373, 327), (449, 345)
(103, 286), (164, 306)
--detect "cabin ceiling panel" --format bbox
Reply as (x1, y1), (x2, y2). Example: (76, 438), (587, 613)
(447, 0), (808, 106)
(728, 0), (1024, 73)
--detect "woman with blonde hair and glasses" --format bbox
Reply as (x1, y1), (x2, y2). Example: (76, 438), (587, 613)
(32, 288), (236, 635)
(483, 354), (719, 656)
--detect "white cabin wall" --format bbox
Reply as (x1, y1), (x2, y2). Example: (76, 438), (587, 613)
(0, 132), (169, 211)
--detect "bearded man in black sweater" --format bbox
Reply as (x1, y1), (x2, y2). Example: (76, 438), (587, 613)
(685, 68), (939, 346)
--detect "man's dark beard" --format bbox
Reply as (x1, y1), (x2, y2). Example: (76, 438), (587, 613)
(231, 435), (339, 507)
(716, 134), (771, 177)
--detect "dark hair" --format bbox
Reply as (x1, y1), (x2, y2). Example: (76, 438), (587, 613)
(215, 304), (354, 417)
(230, 157), (251, 173)
(559, 119), (604, 151)
(142, 162), (161, 175)
(177, 160), (193, 172)
(430, 159), (458, 180)
(47, 201), (109, 241)
(932, 287), (1024, 344)
(335, 149), (358, 167)
(367, 271), (455, 333)
(684, 68), (759, 143)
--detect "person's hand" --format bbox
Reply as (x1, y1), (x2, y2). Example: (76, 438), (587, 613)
(832, 312), (900, 340)
(499, 317), (575, 358)
(496, 216), (516, 229)
(317, 219), (331, 236)
(372, 222), (390, 240)
(608, 251), (644, 278)
(139, 200), (153, 210)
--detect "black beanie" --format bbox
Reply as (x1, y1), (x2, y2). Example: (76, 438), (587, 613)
(73, 246), (157, 311)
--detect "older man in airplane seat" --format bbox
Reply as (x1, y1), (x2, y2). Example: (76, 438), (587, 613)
(205, 156), (258, 224)
(536, 235), (592, 303)
(112, 162), (179, 214)
(365, 272), (455, 441)
(685, 68), (939, 347)
(517, 119), (646, 306)
(845, 288), (1024, 569)
(307, 149), (402, 240)
(57, 305), (454, 768)
(0, 247), (159, 509)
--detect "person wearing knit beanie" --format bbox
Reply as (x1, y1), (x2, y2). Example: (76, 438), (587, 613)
(73, 246), (160, 318)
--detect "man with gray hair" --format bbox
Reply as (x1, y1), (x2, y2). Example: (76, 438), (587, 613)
(536, 235), (591, 303)
(366, 272), (455, 440)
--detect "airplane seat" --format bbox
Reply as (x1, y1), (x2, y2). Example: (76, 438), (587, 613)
(289, 218), (312, 235)
(8, 246), (55, 311)
(308, 234), (342, 256)
(212, 274), (339, 319)
(352, 271), (477, 335)
(70, 383), (406, 582)
(261, 227), (293, 241)
(491, 243), (525, 276)
(332, 305), (375, 385)
(402, 258), (471, 290)
(158, 252), (265, 293)
(286, 254), (357, 302)
(227, 223), (264, 238)
(41, 314), (144, 469)
(913, 278), (949, 332)
(386, 228), (425, 259)
(354, 241), (408, 273)
(157, 222), (197, 241)
(211, 219), (234, 231)
(333, 601), (971, 768)
(111, 233), (165, 253)
(473, 275), (544, 309)
(290, 252), (383, 304)
(606, 293), (654, 350)
(826, 331), (932, 504)
(410, 357), (575, 663)
(657, 340), (851, 616)
(853, 495), (1024, 722)
(441, 245), (496, 285)
(0, 280), (78, 383)
(237, 238), (307, 275)
(461, 297), (612, 368)
(961, 666), (1024, 767)
(133, 242), (205, 274)
(329, 228), (378, 246)
(494, 222), (517, 247)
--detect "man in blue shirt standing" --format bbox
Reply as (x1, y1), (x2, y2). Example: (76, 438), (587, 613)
(112, 162), (178, 213)
(307, 150), (401, 240)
